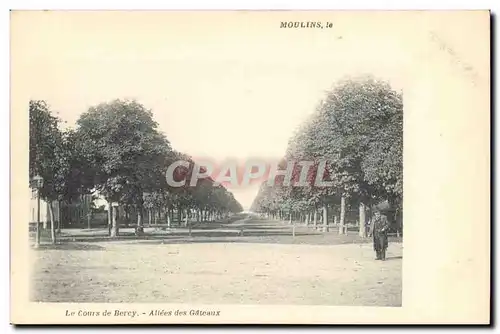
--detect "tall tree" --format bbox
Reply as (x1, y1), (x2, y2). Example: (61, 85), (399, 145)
(75, 99), (173, 237)
(29, 100), (69, 244)
(251, 75), (403, 237)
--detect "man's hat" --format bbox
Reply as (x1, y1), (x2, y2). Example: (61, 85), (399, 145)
(374, 200), (391, 212)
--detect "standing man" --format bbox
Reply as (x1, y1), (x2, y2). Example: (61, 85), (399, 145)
(369, 208), (391, 260)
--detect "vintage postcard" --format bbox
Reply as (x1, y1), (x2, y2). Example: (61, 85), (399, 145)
(10, 10), (490, 324)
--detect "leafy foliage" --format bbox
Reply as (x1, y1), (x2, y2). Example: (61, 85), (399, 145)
(29, 98), (243, 236)
(251, 76), (403, 218)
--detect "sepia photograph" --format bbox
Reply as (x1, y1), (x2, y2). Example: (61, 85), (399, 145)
(10, 10), (490, 324)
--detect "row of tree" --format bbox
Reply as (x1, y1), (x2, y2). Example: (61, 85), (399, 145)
(250, 75), (403, 237)
(29, 99), (243, 243)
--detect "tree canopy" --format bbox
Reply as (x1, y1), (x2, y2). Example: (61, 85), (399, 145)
(250, 76), (403, 234)
(29, 98), (243, 238)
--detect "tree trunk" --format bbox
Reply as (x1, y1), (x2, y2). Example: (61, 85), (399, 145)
(169, 208), (174, 225)
(48, 201), (56, 244)
(288, 212), (292, 224)
(107, 202), (112, 236)
(313, 210), (318, 228)
(397, 207), (403, 237)
(167, 208), (172, 228)
(177, 208), (181, 226)
(110, 204), (118, 237)
(305, 212), (310, 225)
(57, 217), (61, 234)
(57, 200), (61, 234)
(185, 209), (189, 227)
(87, 212), (91, 229)
(339, 195), (346, 235)
(322, 204), (328, 232)
(137, 207), (143, 227)
(359, 202), (367, 237)
(43, 202), (48, 229)
(86, 200), (91, 230)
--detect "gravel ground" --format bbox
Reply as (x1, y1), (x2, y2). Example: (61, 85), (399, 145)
(30, 217), (402, 306)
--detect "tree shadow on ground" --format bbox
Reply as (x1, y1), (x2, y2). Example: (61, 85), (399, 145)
(236, 224), (291, 230)
(39, 216), (402, 247)
(54, 229), (320, 242)
(137, 238), (242, 245)
(187, 222), (242, 230)
(31, 243), (106, 251)
(118, 233), (377, 246)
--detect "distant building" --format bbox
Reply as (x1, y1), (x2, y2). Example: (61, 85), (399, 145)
(29, 188), (95, 227)
(29, 188), (50, 224)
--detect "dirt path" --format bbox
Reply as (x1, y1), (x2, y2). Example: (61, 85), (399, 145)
(31, 228), (402, 306)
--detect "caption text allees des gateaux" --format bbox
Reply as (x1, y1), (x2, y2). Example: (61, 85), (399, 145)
(65, 309), (221, 318)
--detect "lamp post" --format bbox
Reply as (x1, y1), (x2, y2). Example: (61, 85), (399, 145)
(31, 175), (44, 248)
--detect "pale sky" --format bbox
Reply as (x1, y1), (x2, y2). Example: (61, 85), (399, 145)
(13, 11), (415, 209)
